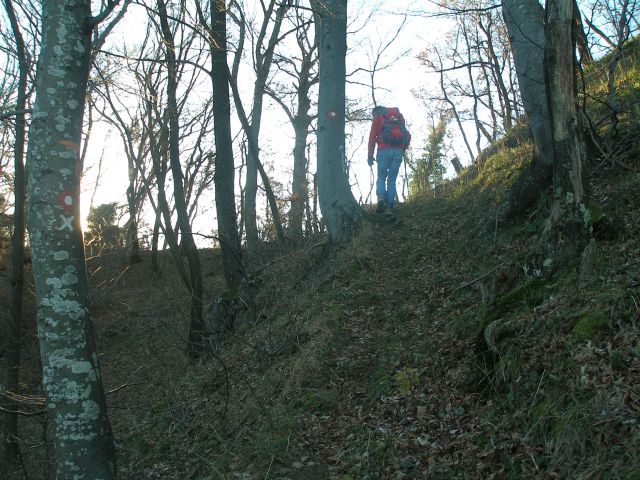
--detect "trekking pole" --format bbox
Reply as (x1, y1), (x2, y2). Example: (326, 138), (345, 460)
(367, 165), (374, 205)
(402, 152), (409, 201)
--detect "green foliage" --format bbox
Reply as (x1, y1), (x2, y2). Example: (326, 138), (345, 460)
(572, 310), (609, 341)
(454, 142), (532, 205)
(87, 202), (118, 231)
(85, 202), (122, 250)
(408, 116), (448, 199)
(394, 367), (419, 395)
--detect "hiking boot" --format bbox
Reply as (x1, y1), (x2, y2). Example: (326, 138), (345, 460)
(376, 199), (385, 213)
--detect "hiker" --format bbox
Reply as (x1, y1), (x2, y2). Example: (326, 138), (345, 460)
(367, 105), (411, 213)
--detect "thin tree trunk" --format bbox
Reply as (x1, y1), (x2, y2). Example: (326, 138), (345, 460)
(479, 15), (513, 131)
(461, 23), (489, 155)
(25, 1), (116, 477)
(574, 0), (593, 65)
(3, 0), (28, 470)
(126, 184), (142, 264)
(229, 76), (287, 248)
(266, 31), (316, 239)
(289, 126), (310, 239)
(157, 0), (205, 356)
(233, 0), (289, 264)
(206, 0), (243, 290)
(151, 206), (161, 273)
(436, 49), (475, 163)
(605, 0), (630, 150)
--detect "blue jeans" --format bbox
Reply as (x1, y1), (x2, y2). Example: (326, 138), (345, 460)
(376, 148), (403, 207)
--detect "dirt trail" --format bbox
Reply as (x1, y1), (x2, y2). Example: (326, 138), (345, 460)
(269, 208), (504, 479)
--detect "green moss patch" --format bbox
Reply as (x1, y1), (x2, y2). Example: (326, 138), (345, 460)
(572, 310), (609, 341)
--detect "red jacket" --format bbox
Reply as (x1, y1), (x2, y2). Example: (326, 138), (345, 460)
(368, 108), (411, 157)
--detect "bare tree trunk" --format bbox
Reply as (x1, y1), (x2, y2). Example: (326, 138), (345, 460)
(231, 0), (289, 264)
(497, 0), (555, 220)
(151, 207), (161, 274)
(266, 13), (318, 240)
(461, 23), (491, 155)
(157, 0), (205, 357)
(3, 0), (28, 470)
(25, 1), (117, 477)
(605, 0), (631, 150)
(574, 0), (593, 65)
(126, 184), (142, 264)
(503, 0), (553, 166)
(436, 50), (475, 164)
(312, 172), (320, 234)
(289, 127), (311, 239)
(479, 14), (514, 131)
(205, 0), (243, 290)
(545, 0), (590, 259)
(312, 0), (362, 243)
(282, 67), (315, 240)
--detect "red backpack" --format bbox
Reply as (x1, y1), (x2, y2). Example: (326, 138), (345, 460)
(379, 107), (409, 146)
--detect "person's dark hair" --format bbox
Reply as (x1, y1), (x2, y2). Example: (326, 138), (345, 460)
(372, 105), (385, 116)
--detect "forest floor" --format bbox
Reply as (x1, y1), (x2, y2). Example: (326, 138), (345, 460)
(101, 153), (640, 479)
(3, 148), (640, 480)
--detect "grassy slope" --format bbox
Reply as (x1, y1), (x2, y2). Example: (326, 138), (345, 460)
(90, 151), (639, 480)
(2, 41), (640, 480)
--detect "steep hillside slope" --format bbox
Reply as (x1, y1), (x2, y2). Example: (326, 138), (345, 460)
(4, 41), (640, 480)
(5, 155), (639, 480)
(84, 153), (638, 479)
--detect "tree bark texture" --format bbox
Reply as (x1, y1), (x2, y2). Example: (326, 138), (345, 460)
(209, 0), (243, 290)
(495, 0), (555, 220)
(313, 0), (362, 243)
(545, 0), (590, 258)
(25, 1), (116, 477)
(502, 0), (554, 168)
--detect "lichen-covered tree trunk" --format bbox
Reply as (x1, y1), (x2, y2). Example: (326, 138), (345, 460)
(25, 1), (116, 478)
(313, 0), (362, 243)
(545, 0), (590, 260)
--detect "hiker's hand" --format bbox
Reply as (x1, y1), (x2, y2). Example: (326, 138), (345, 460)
(367, 155), (375, 166)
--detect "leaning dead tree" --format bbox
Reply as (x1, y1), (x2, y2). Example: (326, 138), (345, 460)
(545, 0), (592, 265)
